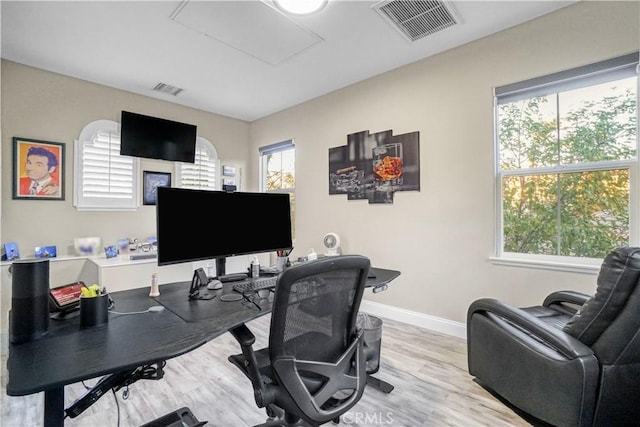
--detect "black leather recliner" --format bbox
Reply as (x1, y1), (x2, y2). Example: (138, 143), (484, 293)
(467, 246), (640, 427)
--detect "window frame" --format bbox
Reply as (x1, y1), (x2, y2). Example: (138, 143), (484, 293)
(493, 53), (640, 272)
(175, 136), (220, 191)
(73, 119), (140, 211)
(260, 140), (295, 239)
(259, 139), (295, 194)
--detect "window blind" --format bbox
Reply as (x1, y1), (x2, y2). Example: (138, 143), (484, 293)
(81, 130), (134, 198)
(259, 139), (295, 155)
(496, 52), (639, 104)
(74, 120), (139, 211)
(179, 138), (218, 190)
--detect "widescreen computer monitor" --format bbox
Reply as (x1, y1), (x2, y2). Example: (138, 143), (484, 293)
(156, 187), (293, 271)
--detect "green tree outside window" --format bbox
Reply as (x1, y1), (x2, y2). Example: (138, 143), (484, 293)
(498, 77), (637, 259)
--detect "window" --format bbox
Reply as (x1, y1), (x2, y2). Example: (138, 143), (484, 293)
(260, 140), (295, 237)
(260, 140), (295, 192)
(176, 137), (219, 190)
(495, 53), (638, 261)
(74, 120), (139, 211)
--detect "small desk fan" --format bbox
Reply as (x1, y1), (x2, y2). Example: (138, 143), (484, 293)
(323, 232), (341, 256)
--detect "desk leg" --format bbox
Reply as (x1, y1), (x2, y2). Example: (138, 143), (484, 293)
(44, 387), (64, 427)
(367, 374), (394, 393)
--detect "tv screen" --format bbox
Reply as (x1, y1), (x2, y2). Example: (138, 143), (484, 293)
(120, 111), (197, 163)
(156, 187), (293, 266)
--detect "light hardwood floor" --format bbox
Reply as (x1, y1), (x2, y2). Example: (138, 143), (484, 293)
(1, 315), (530, 427)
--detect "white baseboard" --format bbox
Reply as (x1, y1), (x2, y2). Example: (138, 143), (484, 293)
(360, 300), (467, 340)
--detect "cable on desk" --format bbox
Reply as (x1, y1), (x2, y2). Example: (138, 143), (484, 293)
(108, 306), (165, 316)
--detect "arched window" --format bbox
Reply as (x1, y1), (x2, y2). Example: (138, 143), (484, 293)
(73, 120), (139, 210)
(176, 137), (219, 190)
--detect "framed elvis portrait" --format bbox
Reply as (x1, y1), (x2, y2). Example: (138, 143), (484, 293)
(143, 171), (171, 205)
(12, 137), (65, 200)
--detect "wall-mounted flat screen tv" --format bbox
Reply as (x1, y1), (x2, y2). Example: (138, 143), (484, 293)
(120, 110), (197, 163)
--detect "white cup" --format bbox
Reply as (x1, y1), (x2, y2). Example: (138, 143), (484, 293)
(276, 256), (288, 271)
(307, 249), (318, 261)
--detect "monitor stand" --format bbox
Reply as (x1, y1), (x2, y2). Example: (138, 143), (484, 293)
(213, 257), (249, 282)
(216, 257), (226, 277)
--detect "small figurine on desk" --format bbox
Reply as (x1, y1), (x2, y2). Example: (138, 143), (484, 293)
(149, 273), (160, 297)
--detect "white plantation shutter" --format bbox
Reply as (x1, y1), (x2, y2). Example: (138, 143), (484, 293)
(177, 137), (219, 190)
(74, 120), (139, 210)
(81, 130), (134, 198)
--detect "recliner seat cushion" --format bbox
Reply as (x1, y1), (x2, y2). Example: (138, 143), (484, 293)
(563, 246), (640, 346)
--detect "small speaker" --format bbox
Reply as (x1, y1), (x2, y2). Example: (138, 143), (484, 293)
(9, 259), (50, 344)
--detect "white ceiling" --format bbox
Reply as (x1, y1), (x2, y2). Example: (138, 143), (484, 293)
(1, 0), (576, 122)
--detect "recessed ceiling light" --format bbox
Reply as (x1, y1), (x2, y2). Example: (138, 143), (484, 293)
(274, 0), (328, 15)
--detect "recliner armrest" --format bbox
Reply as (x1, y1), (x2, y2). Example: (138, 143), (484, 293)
(468, 298), (594, 359)
(543, 290), (590, 309)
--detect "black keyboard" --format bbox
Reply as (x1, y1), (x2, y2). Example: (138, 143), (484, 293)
(232, 276), (278, 294)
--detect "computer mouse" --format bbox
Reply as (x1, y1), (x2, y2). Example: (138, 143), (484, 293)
(207, 279), (223, 290)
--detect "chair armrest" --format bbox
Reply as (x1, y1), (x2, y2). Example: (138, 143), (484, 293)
(543, 290), (591, 308)
(229, 324), (275, 406)
(229, 323), (256, 347)
(468, 298), (594, 360)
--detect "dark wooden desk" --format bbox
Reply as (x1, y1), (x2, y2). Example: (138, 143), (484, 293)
(6, 267), (400, 426)
(367, 267), (401, 292)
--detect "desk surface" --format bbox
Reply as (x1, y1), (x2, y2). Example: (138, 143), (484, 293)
(7, 282), (239, 396)
(6, 267), (400, 397)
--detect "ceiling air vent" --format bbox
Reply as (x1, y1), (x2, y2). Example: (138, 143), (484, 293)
(373, 0), (460, 42)
(152, 82), (184, 96)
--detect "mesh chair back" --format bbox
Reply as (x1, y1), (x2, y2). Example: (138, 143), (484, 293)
(269, 255), (370, 364)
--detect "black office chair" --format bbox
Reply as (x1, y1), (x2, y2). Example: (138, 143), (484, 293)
(467, 246), (640, 427)
(228, 255), (371, 427)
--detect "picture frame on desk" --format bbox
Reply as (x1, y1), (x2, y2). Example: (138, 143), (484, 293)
(104, 245), (118, 259)
(35, 245), (57, 258)
(12, 137), (65, 200)
(74, 237), (101, 256)
(2, 242), (20, 261)
(117, 238), (130, 254)
(143, 171), (171, 205)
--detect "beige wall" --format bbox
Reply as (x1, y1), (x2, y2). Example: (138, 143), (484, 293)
(1, 61), (251, 255)
(1, 1), (638, 326)
(250, 1), (640, 322)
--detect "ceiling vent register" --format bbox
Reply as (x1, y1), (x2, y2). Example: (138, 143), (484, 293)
(152, 82), (184, 96)
(373, 0), (460, 42)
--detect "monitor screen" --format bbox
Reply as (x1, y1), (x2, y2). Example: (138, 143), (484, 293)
(120, 110), (197, 163)
(156, 187), (293, 266)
